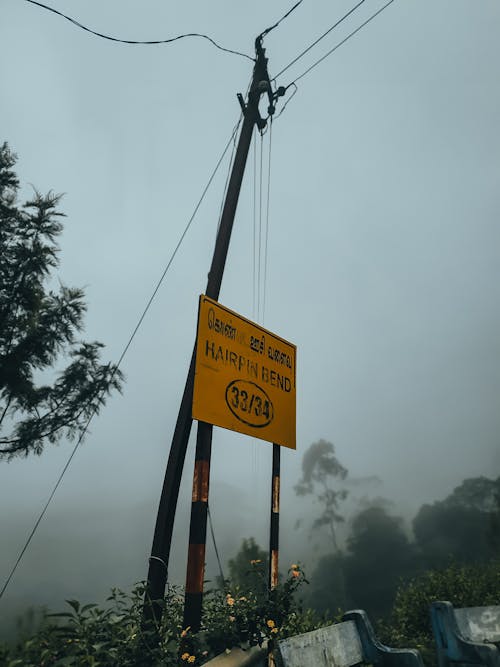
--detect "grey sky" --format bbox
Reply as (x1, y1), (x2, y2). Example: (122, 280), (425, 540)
(1, 0), (499, 626)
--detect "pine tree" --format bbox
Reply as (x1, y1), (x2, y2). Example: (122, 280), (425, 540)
(0, 142), (123, 459)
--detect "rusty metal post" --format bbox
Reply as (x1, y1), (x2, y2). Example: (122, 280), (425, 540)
(183, 421), (213, 631)
(268, 443), (281, 667)
(269, 443), (280, 589)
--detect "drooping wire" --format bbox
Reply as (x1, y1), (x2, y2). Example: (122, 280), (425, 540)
(287, 0), (397, 87)
(24, 0), (254, 60)
(0, 117), (243, 602)
(259, 0), (305, 39)
(273, 0), (368, 79)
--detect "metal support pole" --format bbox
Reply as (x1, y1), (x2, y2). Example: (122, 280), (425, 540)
(183, 421), (213, 632)
(268, 443), (280, 667)
(269, 443), (280, 590)
(143, 37), (272, 628)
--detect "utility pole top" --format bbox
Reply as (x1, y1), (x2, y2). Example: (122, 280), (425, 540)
(237, 36), (285, 129)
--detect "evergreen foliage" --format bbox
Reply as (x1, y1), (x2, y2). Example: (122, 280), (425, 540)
(0, 142), (123, 459)
(305, 473), (500, 621)
(0, 569), (325, 666)
(223, 538), (270, 599)
(381, 559), (500, 666)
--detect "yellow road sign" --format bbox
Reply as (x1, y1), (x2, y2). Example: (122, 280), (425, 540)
(192, 295), (296, 449)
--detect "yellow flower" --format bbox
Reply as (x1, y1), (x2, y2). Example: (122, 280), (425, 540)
(292, 569), (300, 578)
(226, 595), (235, 606)
(188, 657), (196, 664)
(229, 615), (236, 622)
(267, 619), (275, 628)
(181, 653), (190, 661)
(238, 596), (247, 601)
(250, 559), (262, 565)
(272, 627), (279, 634)
(181, 626), (191, 638)
(290, 563), (298, 570)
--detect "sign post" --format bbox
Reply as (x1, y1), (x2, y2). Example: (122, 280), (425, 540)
(183, 295), (296, 631)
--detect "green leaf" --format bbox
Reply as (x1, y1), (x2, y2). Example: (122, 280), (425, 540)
(65, 599), (80, 613)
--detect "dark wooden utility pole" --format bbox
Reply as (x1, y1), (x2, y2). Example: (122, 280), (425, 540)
(268, 443), (281, 590)
(143, 36), (280, 629)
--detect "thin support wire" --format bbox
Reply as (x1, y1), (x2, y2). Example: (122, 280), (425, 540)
(0, 117), (242, 603)
(262, 119), (273, 325)
(252, 128), (257, 321)
(207, 503), (225, 586)
(257, 132), (264, 322)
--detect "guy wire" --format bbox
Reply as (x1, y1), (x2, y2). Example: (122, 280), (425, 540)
(252, 128), (258, 321)
(262, 118), (273, 326)
(257, 132), (264, 322)
(0, 115), (243, 602)
(207, 503), (226, 586)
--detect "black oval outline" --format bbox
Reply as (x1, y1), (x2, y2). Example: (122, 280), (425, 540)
(225, 379), (274, 428)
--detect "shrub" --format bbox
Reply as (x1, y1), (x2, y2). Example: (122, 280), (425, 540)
(380, 558), (500, 665)
(0, 565), (332, 666)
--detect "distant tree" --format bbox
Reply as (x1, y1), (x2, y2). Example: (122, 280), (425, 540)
(223, 538), (269, 599)
(303, 551), (348, 616)
(413, 476), (500, 568)
(306, 504), (416, 620)
(343, 506), (417, 618)
(0, 142), (123, 459)
(294, 439), (348, 551)
(442, 476), (500, 513)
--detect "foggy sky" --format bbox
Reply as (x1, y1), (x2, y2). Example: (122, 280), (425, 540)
(1, 0), (499, 632)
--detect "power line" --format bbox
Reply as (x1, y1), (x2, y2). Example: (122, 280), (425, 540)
(0, 119), (242, 602)
(273, 0), (368, 79)
(259, 0), (305, 39)
(289, 0), (396, 86)
(24, 0), (253, 60)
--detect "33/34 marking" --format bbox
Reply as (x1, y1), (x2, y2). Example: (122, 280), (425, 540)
(225, 379), (274, 429)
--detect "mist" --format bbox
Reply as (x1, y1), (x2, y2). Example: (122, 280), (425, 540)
(1, 0), (499, 643)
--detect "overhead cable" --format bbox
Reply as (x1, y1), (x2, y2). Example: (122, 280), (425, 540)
(0, 117), (243, 602)
(289, 0), (396, 86)
(259, 0), (305, 39)
(273, 0), (368, 79)
(24, 0), (253, 60)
